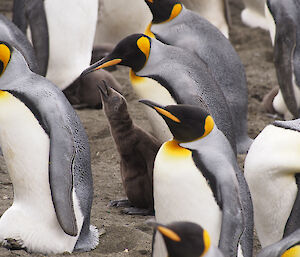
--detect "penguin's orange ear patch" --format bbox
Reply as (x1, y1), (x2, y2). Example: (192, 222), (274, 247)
(0, 43), (12, 76)
(137, 36), (151, 60)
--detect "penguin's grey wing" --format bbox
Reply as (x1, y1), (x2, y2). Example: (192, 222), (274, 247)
(191, 150), (243, 257)
(12, 0), (27, 34)
(257, 229), (300, 257)
(25, 0), (49, 76)
(223, 0), (231, 27)
(8, 83), (78, 237)
(268, 0), (298, 117)
(284, 174), (300, 237)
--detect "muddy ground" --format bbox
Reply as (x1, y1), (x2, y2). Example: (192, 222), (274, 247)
(0, 0), (278, 256)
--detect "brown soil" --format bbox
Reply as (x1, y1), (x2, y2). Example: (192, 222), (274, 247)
(0, 0), (279, 256)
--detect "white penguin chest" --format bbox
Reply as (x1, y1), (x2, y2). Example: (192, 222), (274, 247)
(154, 140), (222, 244)
(245, 125), (298, 247)
(130, 71), (175, 143)
(0, 91), (82, 253)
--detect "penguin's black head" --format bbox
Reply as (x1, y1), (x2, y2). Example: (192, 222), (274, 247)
(154, 221), (211, 257)
(81, 34), (151, 76)
(140, 100), (214, 143)
(144, 0), (183, 24)
(0, 41), (12, 77)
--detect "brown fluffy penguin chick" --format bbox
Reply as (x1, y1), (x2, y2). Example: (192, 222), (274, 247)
(63, 69), (122, 109)
(98, 81), (161, 215)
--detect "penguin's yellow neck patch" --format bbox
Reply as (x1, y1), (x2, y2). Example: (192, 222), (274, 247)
(144, 23), (155, 39)
(202, 230), (211, 256)
(0, 43), (12, 76)
(281, 245), (300, 257)
(0, 90), (9, 98)
(130, 69), (145, 84)
(167, 3), (182, 22)
(137, 36), (151, 61)
(162, 140), (191, 157)
(201, 116), (214, 138)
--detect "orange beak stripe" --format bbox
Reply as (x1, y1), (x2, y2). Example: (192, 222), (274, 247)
(154, 107), (181, 123)
(148, 0), (153, 2)
(95, 58), (122, 71)
(157, 226), (181, 242)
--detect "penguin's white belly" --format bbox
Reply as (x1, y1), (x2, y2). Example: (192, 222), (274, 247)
(245, 125), (298, 247)
(241, 0), (268, 30)
(130, 73), (175, 143)
(182, 0), (229, 38)
(153, 141), (222, 256)
(44, 0), (98, 89)
(273, 75), (300, 120)
(0, 92), (83, 254)
(94, 0), (152, 45)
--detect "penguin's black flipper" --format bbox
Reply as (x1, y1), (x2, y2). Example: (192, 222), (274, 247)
(268, 0), (298, 117)
(13, 0), (49, 77)
(257, 229), (300, 257)
(12, 0), (27, 34)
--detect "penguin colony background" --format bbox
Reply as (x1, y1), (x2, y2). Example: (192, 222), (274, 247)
(0, 0), (299, 256)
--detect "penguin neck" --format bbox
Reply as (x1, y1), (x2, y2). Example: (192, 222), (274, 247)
(0, 50), (32, 89)
(105, 108), (134, 137)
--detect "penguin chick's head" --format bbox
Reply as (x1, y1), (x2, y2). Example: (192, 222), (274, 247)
(0, 41), (12, 76)
(140, 100), (214, 142)
(154, 221), (211, 257)
(81, 34), (151, 76)
(97, 80), (127, 116)
(145, 0), (183, 24)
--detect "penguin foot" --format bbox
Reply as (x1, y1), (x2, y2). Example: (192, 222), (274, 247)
(262, 87), (279, 115)
(121, 207), (154, 216)
(109, 199), (132, 208)
(2, 238), (26, 251)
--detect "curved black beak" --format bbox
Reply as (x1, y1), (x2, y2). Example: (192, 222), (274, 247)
(81, 56), (122, 77)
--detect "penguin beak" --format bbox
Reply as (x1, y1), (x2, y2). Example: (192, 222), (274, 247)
(146, 220), (181, 242)
(97, 80), (111, 100)
(81, 56), (122, 77)
(139, 100), (181, 123)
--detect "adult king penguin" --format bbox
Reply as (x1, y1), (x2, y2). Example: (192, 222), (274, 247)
(82, 34), (237, 154)
(257, 229), (300, 257)
(262, 0), (300, 120)
(245, 119), (300, 248)
(139, 100), (253, 257)
(151, 221), (225, 257)
(143, 0), (252, 154)
(0, 42), (98, 254)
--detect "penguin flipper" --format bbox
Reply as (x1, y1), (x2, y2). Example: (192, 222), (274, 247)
(257, 229), (300, 257)
(25, 0), (49, 76)
(284, 174), (300, 237)
(12, 0), (27, 34)
(48, 115), (78, 237)
(271, 4), (298, 117)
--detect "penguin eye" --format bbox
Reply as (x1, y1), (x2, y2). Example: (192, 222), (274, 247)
(0, 43), (12, 76)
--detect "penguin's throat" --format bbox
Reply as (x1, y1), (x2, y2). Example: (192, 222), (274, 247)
(162, 139), (191, 157)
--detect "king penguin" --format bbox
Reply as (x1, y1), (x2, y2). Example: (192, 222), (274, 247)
(139, 100), (253, 257)
(0, 13), (40, 76)
(97, 81), (160, 215)
(82, 33), (237, 154)
(241, 0), (268, 30)
(151, 221), (225, 257)
(245, 118), (300, 248)
(262, 0), (300, 120)
(143, 0), (252, 154)
(0, 41), (98, 254)
(257, 229), (300, 257)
